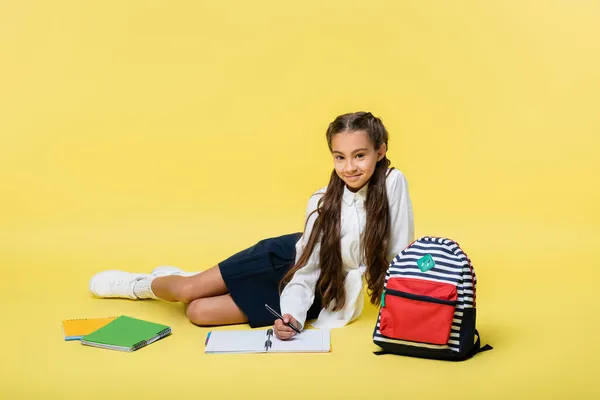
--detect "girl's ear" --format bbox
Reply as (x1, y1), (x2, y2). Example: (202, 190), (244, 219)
(377, 144), (387, 161)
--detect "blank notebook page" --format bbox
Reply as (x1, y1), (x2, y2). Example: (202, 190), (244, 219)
(205, 330), (268, 353)
(270, 330), (331, 352)
(204, 329), (330, 353)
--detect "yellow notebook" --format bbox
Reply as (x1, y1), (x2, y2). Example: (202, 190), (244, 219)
(62, 317), (117, 341)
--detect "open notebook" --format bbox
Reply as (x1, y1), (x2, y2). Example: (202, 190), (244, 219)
(204, 328), (330, 354)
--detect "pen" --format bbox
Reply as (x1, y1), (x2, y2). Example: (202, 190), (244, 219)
(264, 304), (301, 334)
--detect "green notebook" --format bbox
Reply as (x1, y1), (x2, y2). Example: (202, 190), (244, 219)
(80, 315), (171, 352)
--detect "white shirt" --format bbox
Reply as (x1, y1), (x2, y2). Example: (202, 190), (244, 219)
(279, 168), (415, 330)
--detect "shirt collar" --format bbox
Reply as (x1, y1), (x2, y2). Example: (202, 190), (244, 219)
(342, 183), (369, 205)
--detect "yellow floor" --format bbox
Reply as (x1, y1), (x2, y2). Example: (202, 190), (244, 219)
(1, 218), (599, 399)
(2, 0), (600, 398)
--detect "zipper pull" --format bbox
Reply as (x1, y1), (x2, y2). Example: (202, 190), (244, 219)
(381, 290), (386, 308)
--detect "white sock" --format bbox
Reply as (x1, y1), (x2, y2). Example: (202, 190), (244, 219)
(133, 277), (158, 299)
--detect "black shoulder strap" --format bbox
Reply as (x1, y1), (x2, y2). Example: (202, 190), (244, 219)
(465, 329), (493, 359)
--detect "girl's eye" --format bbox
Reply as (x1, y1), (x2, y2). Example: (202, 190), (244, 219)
(335, 156), (344, 160)
(356, 154), (365, 159)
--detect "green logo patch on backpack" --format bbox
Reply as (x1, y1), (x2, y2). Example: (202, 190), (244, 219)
(417, 254), (436, 272)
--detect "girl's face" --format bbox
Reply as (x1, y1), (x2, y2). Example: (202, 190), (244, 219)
(330, 130), (386, 192)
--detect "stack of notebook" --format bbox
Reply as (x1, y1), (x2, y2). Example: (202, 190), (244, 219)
(62, 316), (117, 341)
(62, 315), (171, 352)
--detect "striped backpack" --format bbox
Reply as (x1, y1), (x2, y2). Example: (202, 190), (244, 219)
(373, 236), (493, 361)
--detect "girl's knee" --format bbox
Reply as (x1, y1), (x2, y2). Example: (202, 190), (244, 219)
(186, 296), (248, 326)
(186, 299), (209, 325)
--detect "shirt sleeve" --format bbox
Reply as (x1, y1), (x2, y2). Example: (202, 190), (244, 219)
(386, 170), (415, 262)
(279, 190), (324, 330)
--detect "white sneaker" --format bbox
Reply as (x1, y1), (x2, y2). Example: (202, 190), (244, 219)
(151, 265), (199, 277)
(89, 270), (148, 299)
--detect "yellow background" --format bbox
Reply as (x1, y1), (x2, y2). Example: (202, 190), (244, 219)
(1, 0), (599, 398)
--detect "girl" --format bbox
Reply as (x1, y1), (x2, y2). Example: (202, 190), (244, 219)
(88, 111), (414, 340)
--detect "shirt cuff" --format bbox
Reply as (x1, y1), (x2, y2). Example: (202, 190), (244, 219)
(280, 294), (310, 330)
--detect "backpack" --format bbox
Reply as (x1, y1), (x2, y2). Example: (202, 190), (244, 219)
(372, 236), (493, 361)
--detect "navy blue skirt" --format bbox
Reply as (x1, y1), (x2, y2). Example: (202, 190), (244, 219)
(218, 232), (322, 328)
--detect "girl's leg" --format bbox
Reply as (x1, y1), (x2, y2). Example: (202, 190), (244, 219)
(89, 265), (227, 303)
(150, 268), (249, 325)
(150, 265), (227, 303)
(185, 294), (248, 326)
(89, 264), (248, 325)
(88, 233), (303, 326)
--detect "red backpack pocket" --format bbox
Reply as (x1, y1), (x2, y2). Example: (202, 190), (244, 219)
(379, 277), (457, 345)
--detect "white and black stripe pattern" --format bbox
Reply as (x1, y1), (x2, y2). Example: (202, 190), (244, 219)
(373, 236), (476, 352)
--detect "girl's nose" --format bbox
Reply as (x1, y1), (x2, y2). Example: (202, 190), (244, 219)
(346, 160), (357, 172)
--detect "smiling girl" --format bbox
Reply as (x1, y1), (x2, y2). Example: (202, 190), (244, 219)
(88, 111), (414, 340)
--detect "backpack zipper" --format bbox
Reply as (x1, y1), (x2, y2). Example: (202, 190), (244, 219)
(384, 288), (457, 306)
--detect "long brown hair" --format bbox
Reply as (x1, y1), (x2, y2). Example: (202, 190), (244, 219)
(281, 111), (393, 310)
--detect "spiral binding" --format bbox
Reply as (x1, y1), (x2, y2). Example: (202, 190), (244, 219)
(263, 328), (274, 352)
(131, 327), (172, 351)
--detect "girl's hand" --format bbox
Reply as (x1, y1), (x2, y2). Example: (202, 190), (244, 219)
(273, 314), (300, 340)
